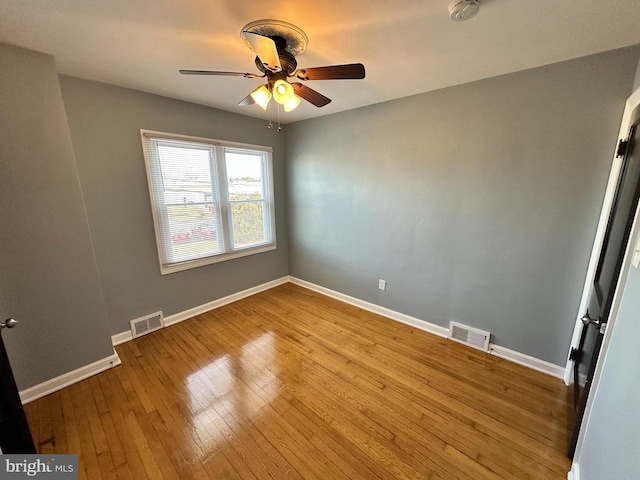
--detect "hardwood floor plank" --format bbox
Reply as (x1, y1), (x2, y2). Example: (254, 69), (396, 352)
(121, 410), (167, 479)
(25, 283), (571, 479)
(98, 369), (154, 480)
(59, 389), (81, 459)
(70, 383), (105, 480)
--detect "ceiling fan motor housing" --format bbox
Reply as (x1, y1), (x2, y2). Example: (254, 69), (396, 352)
(255, 44), (297, 75)
(449, 0), (480, 21)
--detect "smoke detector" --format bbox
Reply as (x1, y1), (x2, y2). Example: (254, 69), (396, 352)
(449, 0), (480, 21)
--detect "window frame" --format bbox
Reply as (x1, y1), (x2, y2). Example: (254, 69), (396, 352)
(140, 129), (276, 275)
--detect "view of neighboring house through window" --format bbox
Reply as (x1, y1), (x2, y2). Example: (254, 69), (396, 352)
(141, 130), (276, 274)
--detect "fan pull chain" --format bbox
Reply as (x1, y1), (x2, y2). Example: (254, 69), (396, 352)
(277, 104), (282, 132)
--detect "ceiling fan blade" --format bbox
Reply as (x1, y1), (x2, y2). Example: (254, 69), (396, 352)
(242, 32), (282, 72)
(238, 94), (256, 107)
(179, 69), (262, 78)
(291, 83), (331, 107)
(292, 63), (365, 81)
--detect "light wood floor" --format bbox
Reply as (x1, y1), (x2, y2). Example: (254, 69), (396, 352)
(24, 283), (572, 479)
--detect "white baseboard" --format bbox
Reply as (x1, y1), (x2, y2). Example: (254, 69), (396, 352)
(289, 277), (565, 379)
(20, 350), (121, 404)
(289, 277), (450, 338)
(489, 344), (565, 379)
(111, 330), (133, 346)
(568, 462), (580, 480)
(111, 276), (290, 346)
(164, 277), (290, 326)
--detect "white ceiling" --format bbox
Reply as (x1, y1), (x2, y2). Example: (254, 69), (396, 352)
(1, 0), (640, 124)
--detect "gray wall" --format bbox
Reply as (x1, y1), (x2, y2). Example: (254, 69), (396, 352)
(58, 76), (289, 336)
(576, 247), (640, 479)
(286, 47), (640, 366)
(0, 44), (113, 389)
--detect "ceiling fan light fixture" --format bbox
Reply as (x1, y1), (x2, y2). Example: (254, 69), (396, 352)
(284, 95), (301, 112)
(181, 20), (365, 114)
(272, 79), (295, 105)
(250, 85), (272, 110)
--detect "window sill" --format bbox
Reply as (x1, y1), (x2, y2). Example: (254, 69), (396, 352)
(159, 243), (277, 275)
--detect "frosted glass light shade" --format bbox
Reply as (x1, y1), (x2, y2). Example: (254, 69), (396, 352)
(250, 85), (271, 110)
(284, 95), (300, 112)
(272, 80), (294, 105)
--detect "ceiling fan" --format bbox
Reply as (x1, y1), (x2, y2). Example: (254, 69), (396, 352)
(179, 20), (366, 112)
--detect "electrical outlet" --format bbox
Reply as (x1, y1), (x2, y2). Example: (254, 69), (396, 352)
(378, 279), (386, 291)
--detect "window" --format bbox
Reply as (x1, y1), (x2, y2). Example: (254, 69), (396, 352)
(141, 130), (276, 274)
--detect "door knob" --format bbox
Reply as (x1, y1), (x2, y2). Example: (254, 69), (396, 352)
(1, 318), (17, 329)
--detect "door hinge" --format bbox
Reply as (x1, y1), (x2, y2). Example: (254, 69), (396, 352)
(599, 322), (607, 335)
(569, 347), (580, 361)
(616, 139), (629, 158)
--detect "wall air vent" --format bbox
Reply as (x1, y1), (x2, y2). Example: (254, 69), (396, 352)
(448, 321), (491, 352)
(130, 311), (164, 339)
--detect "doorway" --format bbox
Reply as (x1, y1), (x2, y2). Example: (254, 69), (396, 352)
(568, 100), (640, 457)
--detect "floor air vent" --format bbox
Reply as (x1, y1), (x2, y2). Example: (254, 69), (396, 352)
(130, 311), (164, 339)
(448, 321), (491, 352)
